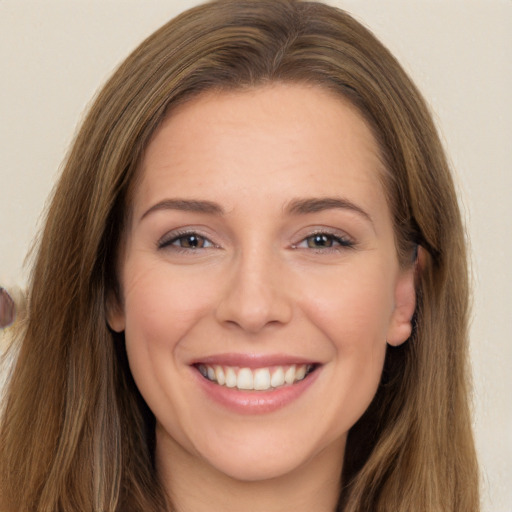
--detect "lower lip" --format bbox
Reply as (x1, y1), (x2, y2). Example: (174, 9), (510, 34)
(193, 367), (320, 414)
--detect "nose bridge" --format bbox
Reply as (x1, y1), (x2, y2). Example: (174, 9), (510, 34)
(215, 242), (292, 333)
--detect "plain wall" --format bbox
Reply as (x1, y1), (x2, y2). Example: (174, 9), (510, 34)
(1, 1), (511, 510)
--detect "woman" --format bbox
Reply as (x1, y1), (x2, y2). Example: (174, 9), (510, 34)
(0, 1), (479, 510)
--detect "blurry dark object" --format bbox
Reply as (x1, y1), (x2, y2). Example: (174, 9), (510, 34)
(0, 287), (16, 328)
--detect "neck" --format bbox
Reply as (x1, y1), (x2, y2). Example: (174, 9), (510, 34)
(156, 427), (344, 512)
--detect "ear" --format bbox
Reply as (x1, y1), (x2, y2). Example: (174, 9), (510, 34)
(106, 292), (126, 333)
(386, 264), (416, 347)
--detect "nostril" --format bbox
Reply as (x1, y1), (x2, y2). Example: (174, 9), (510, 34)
(215, 286), (293, 333)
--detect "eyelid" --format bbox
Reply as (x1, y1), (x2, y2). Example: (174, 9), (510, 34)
(157, 228), (219, 250)
(156, 226), (355, 252)
(291, 228), (356, 251)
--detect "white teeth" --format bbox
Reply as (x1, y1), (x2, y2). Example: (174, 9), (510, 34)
(284, 365), (296, 385)
(198, 363), (312, 391)
(295, 365), (306, 381)
(214, 365), (225, 386)
(225, 367), (237, 388)
(253, 368), (271, 390)
(237, 368), (253, 390)
(270, 367), (285, 388)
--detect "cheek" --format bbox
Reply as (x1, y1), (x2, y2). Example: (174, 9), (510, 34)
(120, 262), (219, 412)
(120, 263), (221, 433)
(299, 263), (396, 347)
(295, 262), (394, 422)
(122, 262), (217, 350)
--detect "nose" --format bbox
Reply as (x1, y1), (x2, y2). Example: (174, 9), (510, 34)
(214, 248), (293, 334)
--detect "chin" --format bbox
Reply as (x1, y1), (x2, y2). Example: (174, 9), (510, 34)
(205, 450), (308, 483)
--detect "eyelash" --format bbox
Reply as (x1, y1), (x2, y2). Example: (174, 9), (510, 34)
(157, 230), (217, 251)
(158, 230), (354, 253)
(292, 231), (355, 252)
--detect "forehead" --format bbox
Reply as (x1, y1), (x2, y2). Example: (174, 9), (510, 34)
(132, 83), (388, 220)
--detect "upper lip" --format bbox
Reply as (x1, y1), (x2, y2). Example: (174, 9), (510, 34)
(191, 353), (320, 368)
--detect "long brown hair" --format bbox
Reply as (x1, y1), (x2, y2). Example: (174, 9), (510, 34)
(0, 1), (478, 510)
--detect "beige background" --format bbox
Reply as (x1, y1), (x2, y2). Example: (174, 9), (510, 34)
(1, 1), (511, 510)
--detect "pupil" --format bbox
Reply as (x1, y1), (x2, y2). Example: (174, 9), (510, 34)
(185, 235), (200, 248)
(310, 234), (331, 248)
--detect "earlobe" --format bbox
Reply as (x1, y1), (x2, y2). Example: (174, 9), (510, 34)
(106, 294), (126, 333)
(386, 266), (416, 347)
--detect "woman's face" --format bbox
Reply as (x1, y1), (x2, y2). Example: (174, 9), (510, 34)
(109, 84), (415, 482)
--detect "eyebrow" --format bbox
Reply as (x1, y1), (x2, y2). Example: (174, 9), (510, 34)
(285, 197), (373, 223)
(140, 199), (224, 221)
(139, 196), (373, 225)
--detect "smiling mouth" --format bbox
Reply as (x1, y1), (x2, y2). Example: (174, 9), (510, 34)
(195, 363), (317, 391)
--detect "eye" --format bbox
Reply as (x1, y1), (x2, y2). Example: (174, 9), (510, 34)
(158, 231), (215, 250)
(294, 232), (354, 251)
